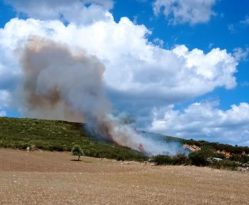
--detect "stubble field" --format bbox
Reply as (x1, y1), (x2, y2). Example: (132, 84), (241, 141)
(0, 149), (248, 205)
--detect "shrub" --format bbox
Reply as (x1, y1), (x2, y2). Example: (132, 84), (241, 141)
(189, 151), (209, 166)
(230, 154), (249, 163)
(151, 155), (173, 165)
(188, 145), (218, 166)
(213, 153), (226, 159)
(117, 155), (125, 161)
(200, 145), (216, 156)
(71, 145), (84, 161)
(211, 159), (238, 170)
(172, 154), (189, 165)
(151, 154), (189, 166)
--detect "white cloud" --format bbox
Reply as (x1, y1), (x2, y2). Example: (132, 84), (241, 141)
(150, 102), (249, 146)
(0, 111), (6, 116)
(0, 6), (244, 145)
(0, 90), (10, 107)
(241, 81), (249, 87)
(233, 47), (249, 61)
(0, 17), (238, 109)
(0, 90), (10, 116)
(240, 16), (249, 25)
(153, 0), (217, 25)
(228, 24), (236, 33)
(5, 0), (113, 25)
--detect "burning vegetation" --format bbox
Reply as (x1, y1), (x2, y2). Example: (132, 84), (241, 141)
(14, 37), (186, 156)
(0, 117), (249, 170)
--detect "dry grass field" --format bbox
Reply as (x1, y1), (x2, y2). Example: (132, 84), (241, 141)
(0, 149), (248, 205)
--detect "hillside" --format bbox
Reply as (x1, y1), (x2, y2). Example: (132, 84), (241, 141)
(1, 117), (249, 170)
(0, 117), (147, 161)
(140, 130), (249, 155)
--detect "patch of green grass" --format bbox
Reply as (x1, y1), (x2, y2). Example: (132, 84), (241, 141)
(0, 117), (147, 161)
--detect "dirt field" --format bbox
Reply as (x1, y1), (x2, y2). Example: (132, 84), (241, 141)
(0, 149), (248, 205)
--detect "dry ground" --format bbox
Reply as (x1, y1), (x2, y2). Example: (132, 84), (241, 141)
(0, 149), (248, 205)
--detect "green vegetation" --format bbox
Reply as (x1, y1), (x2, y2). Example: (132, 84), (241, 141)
(151, 154), (189, 165)
(0, 117), (248, 171)
(210, 159), (238, 170)
(188, 151), (210, 166)
(71, 145), (84, 161)
(0, 117), (147, 161)
(187, 145), (214, 166)
(152, 144), (249, 170)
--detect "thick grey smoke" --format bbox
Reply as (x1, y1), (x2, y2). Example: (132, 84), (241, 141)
(18, 37), (184, 156)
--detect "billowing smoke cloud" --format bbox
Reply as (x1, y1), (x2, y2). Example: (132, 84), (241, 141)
(18, 36), (184, 156)
(19, 37), (107, 123)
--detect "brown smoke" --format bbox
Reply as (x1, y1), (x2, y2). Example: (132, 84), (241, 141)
(19, 37), (107, 123)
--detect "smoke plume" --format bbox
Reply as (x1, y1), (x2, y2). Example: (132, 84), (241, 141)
(19, 37), (108, 123)
(18, 37), (184, 156)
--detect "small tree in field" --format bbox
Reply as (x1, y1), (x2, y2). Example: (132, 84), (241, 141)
(71, 145), (84, 161)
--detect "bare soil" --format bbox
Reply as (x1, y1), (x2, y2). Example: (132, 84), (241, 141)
(0, 149), (248, 205)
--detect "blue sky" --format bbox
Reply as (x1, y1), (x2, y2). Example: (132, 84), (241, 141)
(0, 0), (249, 146)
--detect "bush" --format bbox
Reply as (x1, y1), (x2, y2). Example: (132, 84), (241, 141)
(189, 151), (209, 166)
(151, 154), (189, 166)
(151, 155), (173, 165)
(71, 145), (84, 161)
(172, 154), (189, 165)
(230, 154), (249, 163)
(211, 159), (238, 170)
(213, 153), (226, 159)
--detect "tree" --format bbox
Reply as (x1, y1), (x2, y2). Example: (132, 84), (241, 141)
(71, 145), (84, 161)
(189, 151), (208, 166)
